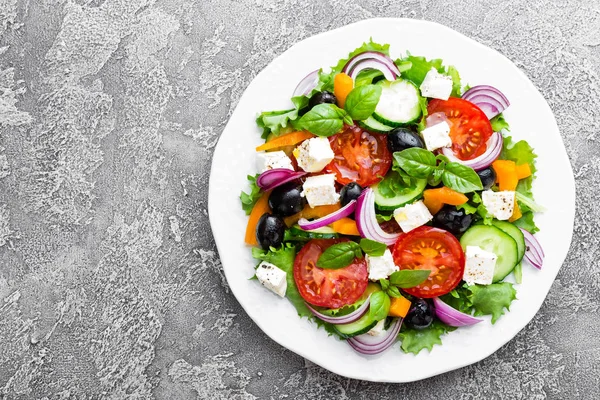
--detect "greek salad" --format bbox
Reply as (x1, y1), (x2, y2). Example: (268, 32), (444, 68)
(240, 40), (544, 355)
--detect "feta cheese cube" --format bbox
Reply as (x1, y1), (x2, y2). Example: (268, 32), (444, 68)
(293, 137), (334, 173)
(301, 174), (340, 207)
(366, 249), (399, 281)
(420, 68), (453, 100)
(256, 151), (294, 174)
(255, 261), (287, 297)
(393, 200), (433, 233)
(482, 190), (515, 220)
(421, 120), (452, 151)
(367, 318), (386, 336)
(463, 246), (497, 285)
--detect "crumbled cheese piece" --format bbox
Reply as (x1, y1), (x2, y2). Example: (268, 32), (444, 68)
(256, 151), (294, 174)
(463, 246), (497, 285)
(421, 120), (452, 152)
(255, 261), (287, 297)
(367, 319), (386, 336)
(482, 190), (515, 220)
(293, 137), (334, 173)
(366, 249), (399, 281)
(301, 174), (340, 207)
(393, 200), (433, 233)
(420, 68), (453, 100)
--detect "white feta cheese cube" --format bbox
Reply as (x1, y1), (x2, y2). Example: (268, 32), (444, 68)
(482, 190), (515, 221)
(463, 246), (497, 285)
(367, 318), (386, 336)
(393, 200), (433, 233)
(301, 174), (339, 207)
(256, 151), (294, 174)
(421, 120), (452, 152)
(420, 68), (453, 100)
(366, 249), (399, 281)
(255, 261), (287, 297)
(293, 137), (334, 173)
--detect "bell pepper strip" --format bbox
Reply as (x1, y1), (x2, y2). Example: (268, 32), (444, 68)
(244, 191), (271, 245)
(423, 187), (469, 215)
(255, 131), (314, 152)
(388, 295), (412, 318)
(331, 218), (360, 236)
(334, 73), (354, 109)
(492, 160), (519, 191)
(515, 163), (532, 180)
(284, 204), (341, 227)
(509, 200), (522, 222)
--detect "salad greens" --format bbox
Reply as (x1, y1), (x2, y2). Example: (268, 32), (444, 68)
(240, 174), (261, 215)
(399, 320), (456, 355)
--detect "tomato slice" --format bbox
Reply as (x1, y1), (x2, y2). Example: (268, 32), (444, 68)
(427, 97), (493, 161)
(392, 226), (465, 298)
(325, 125), (392, 187)
(293, 239), (368, 308)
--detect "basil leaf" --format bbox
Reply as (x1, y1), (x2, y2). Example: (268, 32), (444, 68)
(428, 164), (445, 187)
(441, 162), (483, 193)
(389, 270), (431, 288)
(343, 113), (354, 126)
(298, 103), (345, 137)
(369, 291), (391, 321)
(387, 286), (402, 298)
(379, 279), (390, 291)
(344, 84), (382, 121)
(360, 238), (387, 257)
(316, 242), (362, 269)
(393, 148), (437, 179)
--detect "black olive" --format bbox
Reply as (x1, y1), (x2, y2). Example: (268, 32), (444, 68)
(432, 205), (474, 236)
(256, 213), (285, 250)
(308, 91), (337, 109)
(477, 167), (496, 190)
(405, 298), (434, 330)
(387, 128), (425, 153)
(340, 182), (363, 207)
(268, 182), (306, 217)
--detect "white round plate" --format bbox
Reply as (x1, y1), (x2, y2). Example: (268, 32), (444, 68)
(208, 18), (575, 382)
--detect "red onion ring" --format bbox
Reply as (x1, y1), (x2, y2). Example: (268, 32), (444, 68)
(298, 200), (356, 230)
(256, 168), (306, 192)
(292, 69), (320, 97)
(306, 295), (371, 324)
(432, 297), (482, 327)
(441, 131), (503, 171)
(342, 51), (400, 76)
(347, 318), (403, 355)
(519, 228), (544, 270)
(462, 85), (510, 119)
(348, 59), (397, 81)
(355, 188), (402, 246)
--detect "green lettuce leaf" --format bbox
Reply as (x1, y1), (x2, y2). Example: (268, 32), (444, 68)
(439, 283), (473, 314)
(399, 320), (456, 355)
(512, 211), (539, 234)
(490, 113), (510, 132)
(256, 109), (299, 140)
(468, 283), (517, 324)
(396, 55), (463, 96)
(239, 174), (261, 215)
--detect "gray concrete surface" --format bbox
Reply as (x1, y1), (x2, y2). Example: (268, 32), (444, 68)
(0, 0), (598, 398)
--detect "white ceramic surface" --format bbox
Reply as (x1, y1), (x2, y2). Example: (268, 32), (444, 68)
(208, 18), (575, 382)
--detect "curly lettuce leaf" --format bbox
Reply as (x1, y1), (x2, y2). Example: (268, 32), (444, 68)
(256, 109), (299, 140)
(396, 55), (463, 96)
(490, 114), (511, 132)
(468, 283), (517, 324)
(399, 320), (456, 355)
(439, 284), (473, 314)
(239, 174), (261, 215)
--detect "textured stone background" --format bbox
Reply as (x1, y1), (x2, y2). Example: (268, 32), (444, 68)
(0, 0), (598, 398)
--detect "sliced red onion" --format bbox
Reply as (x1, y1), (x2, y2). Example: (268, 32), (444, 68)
(441, 131), (503, 171)
(348, 59), (397, 82)
(342, 51), (400, 77)
(347, 318), (402, 355)
(432, 297), (482, 327)
(355, 188), (402, 246)
(293, 69), (320, 97)
(256, 168), (306, 191)
(519, 228), (544, 270)
(462, 85), (510, 119)
(306, 295), (371, 324)
(426, 112), (449, 128)
(298, 200), (356, 230)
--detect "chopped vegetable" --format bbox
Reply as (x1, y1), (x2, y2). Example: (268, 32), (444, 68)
(422, 187), (469, 214)
(284, 204), (341, 227)
(491, 159), (519, 191)
(515, 163), (532, 180)
(388, 295), (412, 318)
(244, 191), (271, 245)
(255, 131), (315, 151)
(334, 73), (354, 108)
(331, 217), (361, 236)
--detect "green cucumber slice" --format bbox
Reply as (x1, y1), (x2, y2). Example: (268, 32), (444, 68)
(359, 116), (395, 133)
(373, 79), (422, 127)
(491, 220), (525, 262)
(332, 311), (378, 339)
(372, 175), (427, 211)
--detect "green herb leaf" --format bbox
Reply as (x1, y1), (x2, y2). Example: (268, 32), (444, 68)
(379, 279), (390, 291)
(399, 320), (456, 355)
(389, 269), (431, 288)
(387, 286), (402, 298)
(354, 69), (384, 87)
(369, 291), (390, 321)
(316, 241), (362, 269)
(468, 283), (517, 324)
(298, 103), (346, 137)
(239, 174), (261, 215)
(428, 164), (445, 186)
(360, 238), (387, 257)
(442, 162), (483, 193)
(393, 148), (437, 178)
(344, 84), (382, 121)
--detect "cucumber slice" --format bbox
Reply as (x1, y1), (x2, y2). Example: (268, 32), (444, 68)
(332, 311), (378, 339)
(491, 220), (525, 262)
(460, 225), (519, 283)
(284, 225), (339, 241)
(319, 283), (379, 317)
(373, 79), (422, 127)
(372, 174), (427, 211)
(359, 116), (394, 133)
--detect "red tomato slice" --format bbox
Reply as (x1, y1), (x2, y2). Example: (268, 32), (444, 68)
(427, 97), (493, 161)
(293, 239), (368, 308)
(325, 125), (392, 187)
(392, 226), (465, 298)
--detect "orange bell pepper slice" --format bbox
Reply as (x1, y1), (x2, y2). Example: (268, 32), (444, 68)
(255, 131), (315, 152)
(515, 163), (532, 180)
(388, 295), (412, 318)
(283, 204), (341, 227)
(423, 187), (469, 215)
(492, 160), (519, 191)
(331, 218), (360, 236)
(244, 191), (271, 246)
(509, 199), (522, 222)
(334, 73), (354, 109)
